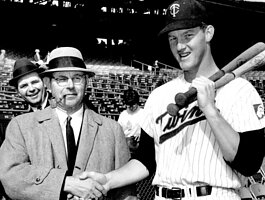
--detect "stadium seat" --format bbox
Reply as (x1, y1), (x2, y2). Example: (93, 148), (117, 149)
(250, 183), (265, 200)
(249, 171), (264, 184)
(259, 162), (265, 178)
(237, 186), (253, 200)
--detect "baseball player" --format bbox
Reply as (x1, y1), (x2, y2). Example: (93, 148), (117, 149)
(78, 0), (265, 199)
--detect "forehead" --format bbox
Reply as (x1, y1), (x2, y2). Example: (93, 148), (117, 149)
(18, 72), (41, 85)
(52, 71), (85, 77)
(168, 26), (201, 36)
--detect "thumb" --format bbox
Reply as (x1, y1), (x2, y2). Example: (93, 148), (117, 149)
(78, 171), (90, 180)
(78, 171), (107, 184)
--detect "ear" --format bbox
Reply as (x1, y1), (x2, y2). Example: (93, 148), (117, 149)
(205, 25), (215, 43)
(42, 76), (51, 91)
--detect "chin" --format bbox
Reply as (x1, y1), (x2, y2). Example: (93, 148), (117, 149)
(28, 98), (41, 105)
(180, 63), (194, 71)
(30, 102), (41, 107)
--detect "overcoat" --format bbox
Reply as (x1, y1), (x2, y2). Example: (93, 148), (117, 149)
(0, 106), (133, 200)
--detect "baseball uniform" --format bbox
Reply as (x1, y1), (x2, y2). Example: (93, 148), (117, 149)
(140, 73), (265, 200)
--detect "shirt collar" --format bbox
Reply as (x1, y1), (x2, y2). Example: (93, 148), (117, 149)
(55, 105), (84, 124)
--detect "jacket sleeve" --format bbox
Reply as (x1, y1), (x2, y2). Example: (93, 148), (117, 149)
(0, 117), (67, 200)
(110, 122), (137, 200)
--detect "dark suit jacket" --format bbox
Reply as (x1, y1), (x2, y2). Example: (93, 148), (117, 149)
(0, 106), (134, 200)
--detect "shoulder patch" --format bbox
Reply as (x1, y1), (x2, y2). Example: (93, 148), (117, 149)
(254, 104), (265, 119)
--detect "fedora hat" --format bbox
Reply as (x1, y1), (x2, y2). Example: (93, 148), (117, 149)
(9, 58), (45, 87)
(41, 47), (95, 77)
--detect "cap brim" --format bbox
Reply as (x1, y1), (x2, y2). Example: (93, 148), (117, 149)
(158, 20), (203, 36)
(41, 67), (95, 77)
(9, 67), (45, 87)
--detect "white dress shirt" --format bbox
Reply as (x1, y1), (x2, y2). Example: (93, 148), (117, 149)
(55, 105), (84, 154)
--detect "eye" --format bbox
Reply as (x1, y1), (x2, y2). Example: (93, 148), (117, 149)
(31, 80), (41, 85)
(73, 76), (82, 82)
(182, 32), (196, 43)
(168, 36), (177, 42)
(184, 32), (194, 39)
(59, 77), (68, 81)
(19, 84), (27, 89)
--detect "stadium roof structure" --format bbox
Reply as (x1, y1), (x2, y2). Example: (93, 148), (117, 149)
(7, 0), (265, 12)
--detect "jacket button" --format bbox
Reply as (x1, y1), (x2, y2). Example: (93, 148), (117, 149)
(36, 178), (40, 182)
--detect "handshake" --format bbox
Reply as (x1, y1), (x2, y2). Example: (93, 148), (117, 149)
(65, 171), (110, 200)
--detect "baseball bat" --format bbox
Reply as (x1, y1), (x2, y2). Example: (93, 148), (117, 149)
(214, 49), (265, 89)
(167, 42), (265, 116)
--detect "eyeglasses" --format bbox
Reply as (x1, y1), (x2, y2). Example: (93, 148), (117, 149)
(52, 75), (85, 87)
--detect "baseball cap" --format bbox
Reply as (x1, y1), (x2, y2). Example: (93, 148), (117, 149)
(159, 0), (208, 36)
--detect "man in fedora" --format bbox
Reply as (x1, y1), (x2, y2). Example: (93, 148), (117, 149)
(0, 47), (136, 200)
(9, 58), (51, 111)
(0, 58), (51, 150)
(0, 59), (51, 200)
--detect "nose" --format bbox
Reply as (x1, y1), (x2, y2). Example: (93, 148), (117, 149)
(27, 84), (35, 92)
(176, 41), (186, 52)
(66, 78), (75, 88)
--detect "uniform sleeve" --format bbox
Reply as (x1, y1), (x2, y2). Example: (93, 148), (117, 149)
(0, 118), (67, 200)
(223, 79), (265, 176)
(226, 80), (265, 132)
(117, 111), (124, 125)
(140, 92), (156, 138)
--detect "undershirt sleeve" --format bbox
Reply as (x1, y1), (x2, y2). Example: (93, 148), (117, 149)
(132, 128), (156, 174)
(226, 128), (265, 176)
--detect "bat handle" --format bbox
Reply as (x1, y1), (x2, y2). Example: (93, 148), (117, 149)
(174, 70), (225, 110)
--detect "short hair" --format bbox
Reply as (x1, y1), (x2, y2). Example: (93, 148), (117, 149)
(123, 88), (139, 105)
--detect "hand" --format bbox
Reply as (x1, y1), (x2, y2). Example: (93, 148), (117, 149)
(131, 126), (141, 141)
(67, 193), (105, 200)
(64, 176), (106, 200)
(78, 171), (110, 192)
(191, 76), (216, 111)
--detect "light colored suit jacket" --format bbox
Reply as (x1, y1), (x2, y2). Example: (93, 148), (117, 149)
(0, 106), (134, 200)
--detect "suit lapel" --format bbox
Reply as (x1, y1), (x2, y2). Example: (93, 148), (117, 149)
(74, 108), (101, 174)
(37, 107), (68, 169)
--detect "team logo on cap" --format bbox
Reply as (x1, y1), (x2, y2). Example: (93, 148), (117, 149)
(169, 3), (180, 18)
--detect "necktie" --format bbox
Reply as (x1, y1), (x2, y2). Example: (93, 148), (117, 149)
(66, 116), (77, 174)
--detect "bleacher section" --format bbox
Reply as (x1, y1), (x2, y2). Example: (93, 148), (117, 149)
(0, 58), (181, 121)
